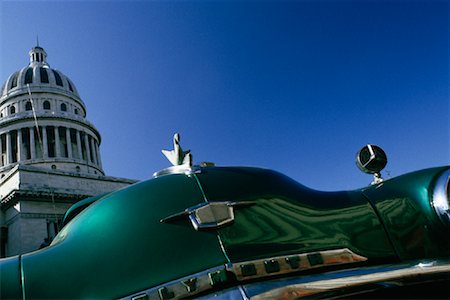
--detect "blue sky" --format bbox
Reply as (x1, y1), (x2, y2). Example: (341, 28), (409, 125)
(1, 0), (448, 191)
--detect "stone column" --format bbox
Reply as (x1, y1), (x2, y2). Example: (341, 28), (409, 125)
(66, 127), (72, 159)
(6, 132), (12, 164)
(54, 126), (61, 158)
(84, 133), (91, 163)
(0, 134), (3, 166)
(76, 130), (82, 160)
(29, 127), (36, 160)
(42, 126), (48, 158)
(17, 129), (24, 161)
(90, 136), (97, 165)
(94, 140), (103, 169)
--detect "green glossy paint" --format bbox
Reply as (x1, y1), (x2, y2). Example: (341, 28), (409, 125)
(195, 167), (396, 262)
(61, 192), (108, 227)
(20, 173), (227, 299)
(362, 167), (450, 260)
(0, 256), (22, 299)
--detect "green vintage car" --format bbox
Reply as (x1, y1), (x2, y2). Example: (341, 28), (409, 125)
(1, 137), (449, 299)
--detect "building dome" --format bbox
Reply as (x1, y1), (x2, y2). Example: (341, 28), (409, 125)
(1, 46), (82, 104)
(0, 46), (104, 176)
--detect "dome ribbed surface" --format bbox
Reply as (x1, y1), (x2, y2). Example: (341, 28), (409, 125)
(0, 46), (82, 104)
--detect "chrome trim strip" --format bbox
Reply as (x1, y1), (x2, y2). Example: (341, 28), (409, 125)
(228, 248), (367, 281)
(121, 248), (367, 300)
(432, 168), (450, 224)
(238, 285), (250, 300)
(121, 265), (229, 300)
(196, 286), (248, 300)
(250, 260), (450, 299)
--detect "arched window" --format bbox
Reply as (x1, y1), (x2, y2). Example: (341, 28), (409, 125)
(74, 108), (79, 115)
(52, 70), (63, 86)
(25, 68), (33, 84)
(43, 101), (51, 110)
(76, 166), (80, 172)
(10, 106), (16, 114)
(25, 101), (32, 111)
(67, 80), (74, 92)
(40, 68), (49, 83)
(61, 103), (67, 112)
(11, 73), (18, 89)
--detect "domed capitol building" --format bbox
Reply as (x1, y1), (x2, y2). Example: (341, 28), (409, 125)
(0, 46), (136, 257)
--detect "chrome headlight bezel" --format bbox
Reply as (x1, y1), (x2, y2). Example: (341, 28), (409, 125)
(432, 169), (450, 225)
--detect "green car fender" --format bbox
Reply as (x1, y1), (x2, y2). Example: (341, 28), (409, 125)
(17, 173), (228, 299)
(362, 166), (450, 260)
(0, 256), (22, 300)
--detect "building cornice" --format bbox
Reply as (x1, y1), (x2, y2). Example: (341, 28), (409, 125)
(0, 188), (91, 211)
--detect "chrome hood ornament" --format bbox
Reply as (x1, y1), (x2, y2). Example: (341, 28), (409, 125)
(162, 133), (193, 167)
(154, 133), (215, 178)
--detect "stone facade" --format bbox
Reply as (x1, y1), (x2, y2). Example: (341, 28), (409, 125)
(0, 46), (136, 257)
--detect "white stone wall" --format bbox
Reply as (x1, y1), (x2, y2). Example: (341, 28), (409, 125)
(0, 167), (20, 196)
(5, 201), (72, 256)
(20, 201), (73, 215)
(18, 217), (47, 255)
(5, 214), (21, 255)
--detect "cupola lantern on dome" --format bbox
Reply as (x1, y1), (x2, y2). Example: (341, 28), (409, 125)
(0, 46), (104, 176)
(29, 46), (48, 66)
